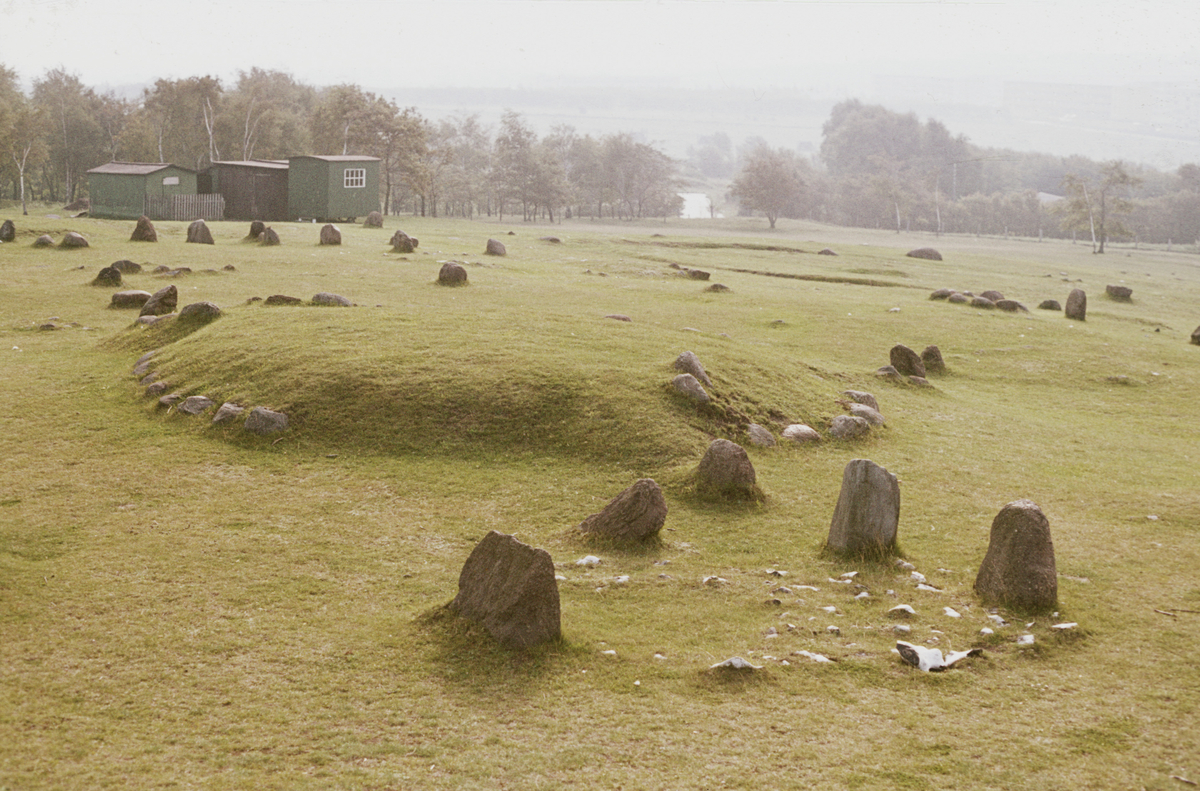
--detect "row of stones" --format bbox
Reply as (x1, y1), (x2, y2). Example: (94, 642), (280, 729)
(134, 351), (289, 435)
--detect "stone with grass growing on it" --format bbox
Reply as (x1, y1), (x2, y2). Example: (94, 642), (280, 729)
(244, 406), (288, 435)
(672, 373), (709, 403)
(139, 285), (178, 317)
(451, 530), (561, 650)
(974, 499), (1058, 612)
(825, 458), (900, 558)
(673, 350), (712, 387)
(578, 478), (668, 543)
(694, 439), (758, 500)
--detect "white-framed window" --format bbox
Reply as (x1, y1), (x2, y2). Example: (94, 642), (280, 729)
(344, 168), (366, 189)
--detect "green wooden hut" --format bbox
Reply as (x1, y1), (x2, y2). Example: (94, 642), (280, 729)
(86, 162), (210, 220)
(287, 155), (381, 222)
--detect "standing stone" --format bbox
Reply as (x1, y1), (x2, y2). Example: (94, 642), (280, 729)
(1192, 325), (1200, 346)
(906, 247), (942, 260)
(364, 210), (383, 228)
(260, 227), (281, 246)
(485, 238), (507, 256)
(312, 292), (352, 306)
(673, 351), (712, 386)
(825, 459), (900, 557)
(920, 345), (946, 375)
(1106, 284), (1133, 301)
(890, 344), (926, 377)
(974, 499), (1058, 612)
(0, 219), (14, 242)
(130, 215), (157, 242)
(319, 224), (341, 245)
(244, 406), (288, 435)
(451, 531), (561, 650)
(747, 424), (776, 447)
(1065, 289), (1087, 321)
(110, 290), (152, 309)
(695, 439), (757, 498)
(139, 285), (178, 317)
(830, 414), (871, 439)
(248, 220), (266, 239)
(437, 262), (468, 286)
(578, 479), (668, 542)
(60, 232), (89, 248)
(186, 219), (214, 245)
(672, 373), (709, 403)
(390, 230), (417, 252)
(91, 266), (123, 288)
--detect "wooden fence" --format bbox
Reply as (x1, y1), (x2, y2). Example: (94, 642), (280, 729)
(144, 194), (225, 222)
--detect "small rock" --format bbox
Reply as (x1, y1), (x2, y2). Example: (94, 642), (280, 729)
(672, 373), (709, 403)
(247, 221), (266, 239)
(1105, 284), (1132, 301)
(781, 424), (821, 443)
(906, 247), (942, 261)
(575, 555), (602, 567)
(0, 219), (15, 242)
(929, 288), (955, 300)
(980, 290), (1005, 302)
(817, 248), (837, 256)
(451, 531), (561, 650)
(847, 403), (885, 425)
(363, 210), (383, 228)
(1038, 299), (1062, 311)
(60, 231), (89, 248)
(920, 345), (946, 374)
(578, 478), (668, 543)
(970, 296), (996, 309)
(694, 439), (757, 498)
(264, 294), (303, 306)
(312, 292), (352, 306)
(390, 230), (417, 252)
(177, 301), (222, 325)
(890, 344), (925, 377)
(1050, 622), (1078, 630)
(705, 283), (730, 292)
(829, 415), (870, 439)
(943, 607), (962, 618)
(875, 365), (904, 383)
(673, 351), (712, 386)
(604, 314), (632, 322)
(319, 224), (341, 245)
(260, 227), (281, 246)
(139, 285), (178, 317)
(211, 402), (245, 425)
(1017, 634), (1035, 646)
(747, 424), (776, 447)
(244, 406), (288, 435)
(709, 657), (761, 670)
(841, 390), (879, 411)
(437, 262), (469, 286)
(177, 396), (215, 415)
(947, 293), (969, 304)
(91, 266), (123, 288)
(996, 299), (1027, 313)
(32, 234), (55, 248)
(825, 458), (900, 557)
(485, 238), (507, 256)
(888, 605), (916, 619)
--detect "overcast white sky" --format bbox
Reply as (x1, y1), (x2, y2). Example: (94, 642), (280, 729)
(2, 0), (1197, 92)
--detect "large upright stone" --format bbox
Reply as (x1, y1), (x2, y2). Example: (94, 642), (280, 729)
(364, 210), (383, 228)
(319, 224), (341, 245)
(130, 215), (157, 242)
(825, 459), (900, 558)
(673, 351), (712, 386)
(390, 229), (418, 252)
(248, 220), (266, 240)
(1192, 325), (1200, 346)
(485, 238), (507, 256)
(1065, 288), (1087, 321)
(451, 531), (561, 650)
(260, 227), (280, 246)
(139, 285), (178, 317)
(695, 439), (757, 498)
(974, 499), (1058, 612)
(578, 479), (668, 543)
(672, 373), (709, 403)
(186, 219), (214, 245)
(920, 345), (946, 375)
(0, 219), (14, 242)
(890, 344), (926, 377)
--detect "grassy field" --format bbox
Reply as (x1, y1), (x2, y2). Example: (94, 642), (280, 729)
(1, 206), (1197, 790)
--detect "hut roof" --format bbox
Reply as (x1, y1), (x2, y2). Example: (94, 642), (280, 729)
(87, 161), (196, 175)
(291, 155), (381, 163)
(210, 160), (290, 170)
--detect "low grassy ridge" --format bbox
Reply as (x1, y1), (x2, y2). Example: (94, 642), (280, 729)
(1, 207), (1198, 789)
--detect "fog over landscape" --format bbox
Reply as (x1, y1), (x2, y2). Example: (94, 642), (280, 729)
(4, 0), (1198, 167)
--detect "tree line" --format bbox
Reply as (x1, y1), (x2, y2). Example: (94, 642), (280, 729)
(723, 99), (1200, 249)
(0, 65), (681, 221)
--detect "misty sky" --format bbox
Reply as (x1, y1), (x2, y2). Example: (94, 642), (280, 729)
(3, 0), (1196, 92)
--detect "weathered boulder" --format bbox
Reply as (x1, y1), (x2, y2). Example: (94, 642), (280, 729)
(451, 530), (561, 650)
(244, 406), (288, 435)
(91, 266), (123, 288)
(672, 373), (709, 403)
(178, 301), (222, 325)
(847, 403), (885, 425)
(829, 414), (871, 439)
(841, 390), (879, 411)
(364, 210), (383, 228)
(695, 439), (757, 498)
(920, 345), (946, 375)
(186, 219), (214, 245)
(906, 247), (942, 261)
(929, 288), (954, 300)
(817, 248), (837, 256)
(437, 262), (468, 286)
(825, 459), (900, 557)
(260, 227), (280, 246)
(947, 293), (969, 304)
(110, 290), (152, 309)
(974, 499), (1058, 612)
(995, 299), (1027, 313)
(139, 285), (178, 317)
(247, 220), (266, 240)
(685, 268), (711, 280)
(980, 290), (1005, 302)
(485, 238), (507, 256)
(578, 478), (668, 542)
(60, 231), (89, 248)
(1065, 288), (1087, 321)
(908, 375), (932, 388)
(890, 344), (926, 377)
(1038, 299), (1062, 311)
(673, 351), (712, 386)
(0, 219), (14, 243)
(32, 234), (54, 248)
(747, 424), (776, 447)
(875, 365), (904, 383)
(782, 424), (821, 443)
(111, 259), (142, 274)
(1106, 284), (1133, 301)
(130, 216), (157, 242)
(1192, 325), (1200, 346)
(177, 395), (215, 416)
(211, 402), (245, 425)
(264, 294), (303, 306)
(970, 296), (996, 309)
(390, 230), (417, 253)
(312, 292), (352, 307)
(319, 224), (341, 245)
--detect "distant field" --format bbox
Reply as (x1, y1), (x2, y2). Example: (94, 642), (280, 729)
(1, 207), (1197, 790)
